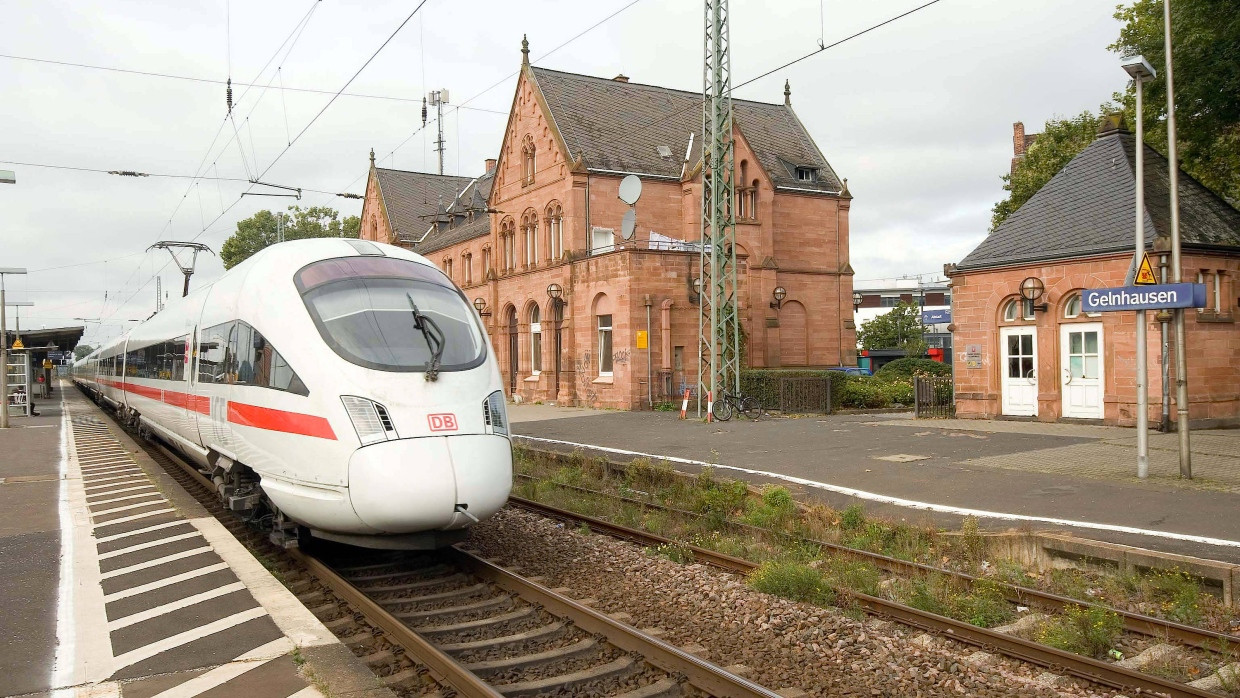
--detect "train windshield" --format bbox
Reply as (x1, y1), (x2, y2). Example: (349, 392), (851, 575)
(295, 257), (486, 373)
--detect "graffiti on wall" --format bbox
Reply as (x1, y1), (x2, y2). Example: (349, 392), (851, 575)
(573, 350), (600, 406)
(611, 349), (630, 366)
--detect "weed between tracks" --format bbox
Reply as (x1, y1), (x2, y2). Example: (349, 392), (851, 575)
(514, 446), (1240, 669)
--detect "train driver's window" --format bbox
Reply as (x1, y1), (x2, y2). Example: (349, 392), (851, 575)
(197, 322), (233, 384)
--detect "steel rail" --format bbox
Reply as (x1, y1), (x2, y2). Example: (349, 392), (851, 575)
(452, 548), (783, 698)
(515, 472), (1240, 657)
(510, 496), (1223, 698)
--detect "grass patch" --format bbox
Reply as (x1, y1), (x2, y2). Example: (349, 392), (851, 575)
(1035, 604), (1123, 659)
(1140, 568), (1204, 625)
(748, 561), (835, 606)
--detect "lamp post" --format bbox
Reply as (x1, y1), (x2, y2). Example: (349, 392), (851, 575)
(1123, 54), (1156, 479)
(0, 267), (29, 428)
(1162, 0), (1191, 479)
(546, 283), (565, 398)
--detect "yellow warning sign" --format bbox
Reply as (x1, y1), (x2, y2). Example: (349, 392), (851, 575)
(11, 338), (23, 349)
(1135, 253), (1158, 285)
(635, 330), (648, 349)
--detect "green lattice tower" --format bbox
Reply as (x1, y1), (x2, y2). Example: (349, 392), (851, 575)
(697, 0), (740, 417)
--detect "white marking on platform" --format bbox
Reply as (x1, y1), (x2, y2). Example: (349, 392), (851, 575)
(108, 582), (247, 630)
(86, 484), (156, 500)
(99, 532), (203, 560)
(109, 606), (268, 671)
(53, 393), (75, 695)
(89, 492), (166, 507)
(100, 546), (214, 580)
(516, 435), (1240, 550)
(286, 687), (326, 698)
(92, 499), (170, 517)
(80, 462), (136, 472)
(104, 563), (231, 602)
(147, 637), (295, 698)
(83, 474), (143, 487)
(92, 508), (175, 528)
(191, 516), (337, 647)
(95, 520), (186, 544)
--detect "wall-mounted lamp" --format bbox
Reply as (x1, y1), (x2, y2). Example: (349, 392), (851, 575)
(689, 276), (702, 305)
(546, 282), (564, 303)
(473, 297), (491, 317)
(852, 291), (864, 308)
(1019, 276), (1048, 314)
(770, 286), (787, 309)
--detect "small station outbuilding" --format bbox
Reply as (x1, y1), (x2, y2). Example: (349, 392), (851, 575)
(946, 116), (1240, 427)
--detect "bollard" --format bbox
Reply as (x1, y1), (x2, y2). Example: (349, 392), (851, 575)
(679, 388), (690, 419)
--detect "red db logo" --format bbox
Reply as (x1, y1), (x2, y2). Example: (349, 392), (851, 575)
(428, 413), (458, 432)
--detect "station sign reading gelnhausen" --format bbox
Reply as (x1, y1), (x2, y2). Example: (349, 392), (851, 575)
(1082, 283), (1207, 313)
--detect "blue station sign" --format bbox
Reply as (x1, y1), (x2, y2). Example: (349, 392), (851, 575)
(1082, 283), (1207, 313)
(921, 308), (951, 324)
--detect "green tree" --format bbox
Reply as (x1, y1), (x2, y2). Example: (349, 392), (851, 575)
(857, 302), (927, 356)
(991, 110), (1104, 231)
(221, 205), (361, 269)
(1110, 0), (1240, 204)
(73, 344), (95, 360)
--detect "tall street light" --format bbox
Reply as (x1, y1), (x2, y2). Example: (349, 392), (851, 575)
(1162, 0), (1191, 478)
(0, 267), (28, 428)
(1122, 54), (1156, 479)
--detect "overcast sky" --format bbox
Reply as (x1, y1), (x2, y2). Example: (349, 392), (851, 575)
(0, 0), (1129, 347)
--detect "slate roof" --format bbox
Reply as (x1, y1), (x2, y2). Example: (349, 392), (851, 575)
(958, 129), (1240, 270)
(373, 168), (477, 244)
(530, 67), (843, 194)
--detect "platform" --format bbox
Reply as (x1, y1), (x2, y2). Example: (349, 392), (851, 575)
(509, 407), (1240, 564)
(0, 384), (393, 698)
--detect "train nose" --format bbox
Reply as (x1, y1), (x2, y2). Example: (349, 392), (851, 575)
(347, 435), (512, 534)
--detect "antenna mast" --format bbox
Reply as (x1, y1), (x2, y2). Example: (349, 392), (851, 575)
(428, 89), (450, 175)
(697, 0), (740, 417)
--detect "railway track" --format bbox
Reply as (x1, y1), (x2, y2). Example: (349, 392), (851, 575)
(108, 408), (783, 696)
(510, 494), (1237, 698)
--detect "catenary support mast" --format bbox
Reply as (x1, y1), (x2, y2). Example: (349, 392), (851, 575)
(697, 0), (740, 417)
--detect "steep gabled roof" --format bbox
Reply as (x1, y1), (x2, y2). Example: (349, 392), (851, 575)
(373, 168), (476, 244)
(958, 130), (1240, 270)
(529, 67), (842, 194)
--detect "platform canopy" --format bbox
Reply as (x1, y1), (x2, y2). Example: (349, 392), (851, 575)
(3, 325), (85, 353)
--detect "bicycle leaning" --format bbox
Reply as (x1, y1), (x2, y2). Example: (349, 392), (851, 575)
(711, 391), (762, 421)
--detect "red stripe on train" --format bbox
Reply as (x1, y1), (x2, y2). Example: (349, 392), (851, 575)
(227, 402), (337, 440)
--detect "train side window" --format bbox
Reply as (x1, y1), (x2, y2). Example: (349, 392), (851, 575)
(241, 322), (309, 396)
(198, 322), (234, 384)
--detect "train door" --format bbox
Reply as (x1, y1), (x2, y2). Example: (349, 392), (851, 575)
(193, 320), (237, 453)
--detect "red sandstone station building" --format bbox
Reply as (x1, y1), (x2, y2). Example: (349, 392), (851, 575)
(360, 43), (856, 408)
(947, 116), (1240, 427)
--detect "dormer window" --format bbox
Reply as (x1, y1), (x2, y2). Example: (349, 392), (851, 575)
(795, 167), (816, 182)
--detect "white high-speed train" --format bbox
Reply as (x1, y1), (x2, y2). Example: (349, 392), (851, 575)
(74, 238), (512, 549)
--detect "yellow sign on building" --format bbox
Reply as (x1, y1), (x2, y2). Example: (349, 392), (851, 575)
(11, 338), (23, 349)
(635, 330), (648, 349)
(1135, 253), (1158, 285)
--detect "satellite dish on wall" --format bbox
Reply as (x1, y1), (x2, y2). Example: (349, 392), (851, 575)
(618, 175), (642, 205)
(621, 209), (636, 240)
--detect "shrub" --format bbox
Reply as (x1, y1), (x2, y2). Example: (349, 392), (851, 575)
(748, 561), (835, 605)
(1140, 568), (1204, 625)
(694, 478), (749, 529)
(837, 376), (891, 408)
(822, 558), (883, 597)
(955, 579), (1014, 628)
(840, 503), (866, 531)
(1036, 605), (1123, 658)
(742, 485), (797, 529)
(875, 357), (952, 379)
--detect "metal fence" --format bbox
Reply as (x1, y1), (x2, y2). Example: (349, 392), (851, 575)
(778, 377), (832, 414)
(913, 375), (955, 418)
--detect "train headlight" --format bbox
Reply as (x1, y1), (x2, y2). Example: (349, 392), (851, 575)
(483, 390), (508, 437)
(341, 396), (397, 445)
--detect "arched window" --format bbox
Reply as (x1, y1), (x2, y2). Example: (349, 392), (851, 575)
(545, 202), (563, 261)
(499, 218), (515, 272)
(482, 246), (492, 277)
(443, 257), (453, 281)
(1003, 298), (1034, 322)
(530, 305), (542, 374)
(592, 293), (615, 377)
(522, 135), (536, 185)
(521, 210), (538, 267)
(1063, 293), (1081, 319)
(463, 252), (472, 285)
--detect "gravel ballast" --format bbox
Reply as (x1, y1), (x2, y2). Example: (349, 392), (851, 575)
(467, 508), (1130, 697)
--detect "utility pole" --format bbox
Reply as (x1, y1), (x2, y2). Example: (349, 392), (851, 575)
(427, 89), (450, 175)
(697, 0), (740, 417)
(1163, 0), (1191, 478)
(0, 267), (28, 429)
(148, 241), (215, 297)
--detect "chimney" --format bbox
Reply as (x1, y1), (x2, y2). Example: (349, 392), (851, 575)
(1012, 122), (1026, 157)
(485, 158), (496, 175)
(613, 73), (629, 83)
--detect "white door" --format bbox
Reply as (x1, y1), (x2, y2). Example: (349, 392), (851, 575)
(1000, 326), (1038, 416)
(1061, 323), (1104, 419)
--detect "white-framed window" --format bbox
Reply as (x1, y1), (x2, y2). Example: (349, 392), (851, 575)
(530, 306), (542, 374)
(597, 314), (613, 376)
(1064, 294), (1081, 318)
(1003, 299), (1031, 322)
(795, 167), (816, 182)
(592, 227), (613, 254)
